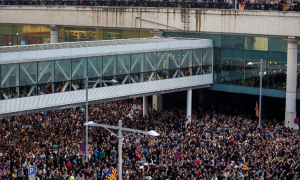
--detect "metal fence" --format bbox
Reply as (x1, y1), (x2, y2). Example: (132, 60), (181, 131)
(0, 0), (300, 11)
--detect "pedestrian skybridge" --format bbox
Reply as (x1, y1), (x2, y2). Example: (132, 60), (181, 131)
(0, 38), (213, 117)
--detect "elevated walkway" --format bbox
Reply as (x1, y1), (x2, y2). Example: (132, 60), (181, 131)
(0, 6), (300, 37)
(0, 37), (213, 117)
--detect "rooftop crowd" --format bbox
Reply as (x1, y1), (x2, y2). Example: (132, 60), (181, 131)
(0, 100), (299, 180)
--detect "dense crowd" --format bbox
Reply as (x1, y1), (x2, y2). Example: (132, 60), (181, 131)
(0, 100), (299, 180)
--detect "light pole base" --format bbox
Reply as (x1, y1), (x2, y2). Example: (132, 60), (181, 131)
(285, 111), (298, 129)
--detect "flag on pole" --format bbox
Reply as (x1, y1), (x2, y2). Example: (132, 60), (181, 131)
(238, 3), (246, 10)
(255, 102), (259, 117)
(106, 167), (117, 180)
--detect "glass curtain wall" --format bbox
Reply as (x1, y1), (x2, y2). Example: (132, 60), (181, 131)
(164, 32), (299, 92)
(0, 24), (154, 46)
(0, 24), (51, 46)
(0, 48), (211, 100)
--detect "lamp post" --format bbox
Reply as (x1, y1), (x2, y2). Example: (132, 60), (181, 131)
(83, 121), (159, 180)
(85, 76), (117, 163)
(247, 58), (263, 127)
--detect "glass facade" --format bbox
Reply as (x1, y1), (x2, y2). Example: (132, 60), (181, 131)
(0, 24), (51, 46)
(164, 32), (300, 94)
(0, 48), (212, 100)
(0, 24), (154, 46)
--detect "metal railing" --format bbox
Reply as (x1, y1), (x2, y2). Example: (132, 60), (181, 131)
(0, 0), (300, 11)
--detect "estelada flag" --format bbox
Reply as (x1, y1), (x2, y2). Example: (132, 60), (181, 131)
(255, 102), (259, 117)
(239, 3), (246, 10)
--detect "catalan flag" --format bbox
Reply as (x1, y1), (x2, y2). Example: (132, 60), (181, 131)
(255, 102), (259, 117)
(242, 164), (249, 171)
(237, 161), (249, 171)
(238, 3), (246, 10)
(106, 167), (117, 180)
(283, 4), (291, 11)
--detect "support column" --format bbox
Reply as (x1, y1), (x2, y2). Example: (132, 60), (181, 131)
(187, 89), (192, 123)
(118, 120), (122, 180)
(47, 25), (59, 43)
(152, 94), (163, 111)
(143, 96), (148, 116)
(284, 37), (298, 129)
(150, 29), (163, 38)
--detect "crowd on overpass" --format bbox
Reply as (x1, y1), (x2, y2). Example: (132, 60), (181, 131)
(0, 101), (299, 180)
(1, 0), (300, 11)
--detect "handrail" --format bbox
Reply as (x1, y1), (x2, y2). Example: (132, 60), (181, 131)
(0, 1), (299, 11)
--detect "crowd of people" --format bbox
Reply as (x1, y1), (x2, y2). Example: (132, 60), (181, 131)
(0, 100), (299, 180)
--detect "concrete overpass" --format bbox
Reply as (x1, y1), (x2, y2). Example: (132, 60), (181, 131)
(0, 6), (300, 37)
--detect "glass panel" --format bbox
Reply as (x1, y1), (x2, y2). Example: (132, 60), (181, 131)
(38, 83), (53, 95)
(103, 29), (122, 40)
(214, 48), (222, 58)
(181, 50), (193, 68)
(156, 51), (168, 70)
(221, 34), (245, 49)
(203, 66), (212, 74)
(88, 56), (102, 78)
(163, 32), (179, 37)
(38, 61), (54, 84)
(244, 60), (263, 87)
(169, 50), (181, 69)
(214, 58), (221, 83)
(116, 74), (130, 85)
(103, 76), (116, 86)
(143, 71), (156, 81)
(123, 30), (140, 39)
(244, 50), (268, 61)
(88, 77), (103, 88)
(130, 73), (143, 83)
(20, 62), (37, 86)
(71, 79), (85, 91)
(157, 70), (169, 80)
(140, 30), (153, 38)
(19, 85), (37, 97)
(103, 55), (116, 76)
(1, 64), (19, 88)
(54, 81), (71, 93)
(268, 52), (287, 90)
(131, 53), (144, 73)
(117, 54), (130, 75)
(221, 59), (244, 86)
(193, 49), (202, 67)
(169, 69), (182, 78)
(222, 49), (244, 59)
(200, 33), (221, 47)
(1, 87), (19, 99)
(55, 59), (71, 82)
(269, 37), (287, 52)
(181, 68), (192, 77)
(144, 52), (156, 72)
(192, 67), (203, 76)
(244, 36), (268, 51)
(72, 58), (86, 80)
(203, 48), (213, 65)
(86, 28), (103, 41)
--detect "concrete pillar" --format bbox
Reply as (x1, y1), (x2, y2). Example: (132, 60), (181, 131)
(143, 96), (148, 116)
(150, 29), (163, 38)
(47, 25), (59, 43)
(284, 37), (298, 129)
(152, 94), (163, 111)
(187, 89), (192, 123)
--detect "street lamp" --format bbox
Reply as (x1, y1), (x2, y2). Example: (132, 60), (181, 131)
(247, 58), (263, 127)
(83, 120), (159, 180)
(85, 76), (117, 163)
